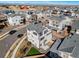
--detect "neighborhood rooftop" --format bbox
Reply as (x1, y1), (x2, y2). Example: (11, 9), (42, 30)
(48, 16), (66, 21)
(27, 21), (46, 35)
(58, 33), (79, 57)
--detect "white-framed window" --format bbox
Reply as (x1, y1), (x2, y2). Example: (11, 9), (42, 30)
(39, 32), (43, 36)
(44, 29), (48, 34)
(40, 37), (44, 40)
(33, 32), (37, 36)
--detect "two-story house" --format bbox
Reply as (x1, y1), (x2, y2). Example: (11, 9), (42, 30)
(26, 21), (53, 50)
(7, 14), (25, 26)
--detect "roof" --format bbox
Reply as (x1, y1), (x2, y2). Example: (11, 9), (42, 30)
(59, 46), (75, 53)
(27, 21), (46, 35)
(48, 16), (66, 22)
(72, 20), (79, 29)
(46, 51), (61, 58)
(50, 39), (61, 52)
(0, 14), (7, 20)
(58, 33), (79, 57)
(8, 14), (25, 17)
(58, 33), (79, 50)
(71, 43), (79, 58)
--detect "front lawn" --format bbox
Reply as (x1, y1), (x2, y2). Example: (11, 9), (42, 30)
(26, 47), (40, 56)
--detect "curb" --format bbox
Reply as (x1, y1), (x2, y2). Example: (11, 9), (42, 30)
(0, 31), (9, 39)
(4, 33), (26, 58)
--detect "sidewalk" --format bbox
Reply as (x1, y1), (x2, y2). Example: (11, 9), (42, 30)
(25, 54), (45, 58)
(5, 33), (27, 58)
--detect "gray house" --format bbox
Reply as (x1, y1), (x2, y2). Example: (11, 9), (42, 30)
(48, 33), (79, 58)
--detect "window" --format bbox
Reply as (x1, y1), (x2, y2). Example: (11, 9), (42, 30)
(33, 32), (37, 36)
(32, 40), (34, 42)
(40, 44), (42, 46)
(39, 32), (42, 36)
(52, 23), (55, 26)
(31, 35), (33, 37)
(56, 25), (58, 27)
(40, 37), (44, 40)
(44, 30), (48, 34)
(44, 40), (47, 45)
(20, 22), (23, 24)
(56, 21), (58, 24)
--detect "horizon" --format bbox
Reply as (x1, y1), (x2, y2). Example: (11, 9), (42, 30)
(0, 1), (79, 5)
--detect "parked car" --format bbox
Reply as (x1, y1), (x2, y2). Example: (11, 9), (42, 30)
(9, 30), (17, 35)
(17, 34), (23, 38)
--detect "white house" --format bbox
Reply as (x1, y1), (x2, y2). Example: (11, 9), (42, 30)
(36, 12), (48, 20)
(26, 21), (53, 50)
(48, 16), (74, 32)
(63, 9), (76, 17)
(7, 14), (24, 26)
(25, 12), (32, 20)
(37, 12), (43, 19)
(71, 11), (75, 16)
(58, 17), (73, 31)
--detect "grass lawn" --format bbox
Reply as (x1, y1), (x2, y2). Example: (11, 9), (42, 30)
(26, 47), (40, 56)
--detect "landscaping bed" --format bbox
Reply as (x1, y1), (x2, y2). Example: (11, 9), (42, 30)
(26, 47), (41, 56)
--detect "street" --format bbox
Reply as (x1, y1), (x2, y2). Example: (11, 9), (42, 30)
(0, 27), (26, 57)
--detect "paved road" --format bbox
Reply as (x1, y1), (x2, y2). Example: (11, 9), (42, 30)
(0, 27), (26, 57)
(0, 26), (21, 36)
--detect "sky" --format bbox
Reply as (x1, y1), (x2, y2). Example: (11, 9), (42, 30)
(0, 1), (79, 5)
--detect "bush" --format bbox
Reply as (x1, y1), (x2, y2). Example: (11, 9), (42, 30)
(27, 42), (31, 46)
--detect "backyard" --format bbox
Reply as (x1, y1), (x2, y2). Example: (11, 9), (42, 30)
(26, 47), (41, 56)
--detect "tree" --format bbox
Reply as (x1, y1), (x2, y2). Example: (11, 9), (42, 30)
(23, 18), (26, 24)
(27, 42), (31, 46)
(20, 46), (28, 54)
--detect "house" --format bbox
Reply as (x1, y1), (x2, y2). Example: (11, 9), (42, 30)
(7, 14), (25, 26)
(72, 20), (79, 30)
(58, 33), (79, 58)
(14, 11), (27, 14)
(47, 16), (61, 30)
(48, 31), (79, 58)
(25, 13), (31, 21)
(31, 14), (38, 21)
(2, 10), (15, 15)
(20, 5), (29, 10)
(42, 10), (52, 17)
(26, 21), (53, 50)
(47, 16), (74, 32)
(51, 8), (60, 16)
(36, 12), (44, 19)
(46, 17), (79, 58)
(63, 10), (75, 17)
(0, 14), (8, 29)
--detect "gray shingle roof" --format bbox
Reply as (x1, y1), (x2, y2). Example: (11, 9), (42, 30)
(8, 14), (25, 17)
(58, 34), (79, 50)
(49, 39), (62, 55)
(59, 46), (75, 53)
(58, 34), (79, 57)
(72, 20), (79, 29)
(71, 44), (79, 58)
(48, 16), (66, 22)
(27, 21), (45, 35)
